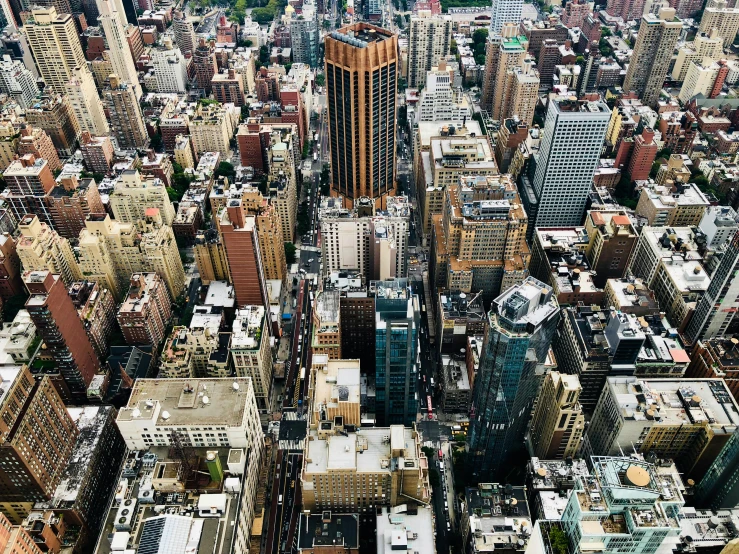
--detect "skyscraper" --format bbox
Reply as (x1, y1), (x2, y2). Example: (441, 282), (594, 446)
(407, 11), (451, 88)
(468, 277), (559, 480)
(530, 96), (610, 228)
(0, 54), (39, 109)
(489, 0), (523, 35)
(24, 7), (86, 94)
(684, 230), (739, 344)
(172, 9), (196, 55)
(65, 65), (109, 136)
(325, 24), (398, 207)
(374, 278), (419, 427)
(96, 0), (141, 99)
(695, 428), (739, 510)
(104, 74), (148, 149)
(623, 8), (682, 106)
(24, 269), (101, 402)
(193, 38), (217, 93)
(480, 24), (528, 118)
(288, 0), (319, 67)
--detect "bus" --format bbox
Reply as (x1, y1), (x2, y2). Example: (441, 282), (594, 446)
(426, 396), (433, 419)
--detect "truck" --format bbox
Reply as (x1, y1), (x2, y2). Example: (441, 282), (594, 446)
(314, 132), (318, 141)
(313, 152), (318, 161)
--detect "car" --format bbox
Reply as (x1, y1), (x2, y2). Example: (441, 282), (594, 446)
(308, 258), (314, 263)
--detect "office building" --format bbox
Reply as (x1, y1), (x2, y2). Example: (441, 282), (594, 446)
(24, 270), (100, 401)
(319, 195), (410, 282)
(528, 371), (584, 460)
(374, 278), (419, 427)
(531, 96), (610, 228)
(695, 430), (739, 510)
(584, 211), (639, 288)
(288, 0), (319, 67)
(24, 94), (80, 157)
(193, 38), (217, 93)
(212, 70), (245, 106)
(0, 55), (39, 109)
(560, 456), (683, 554)
(312, 290), (341, 359)
(481, 25), (528, 120)
(301, 424), (430, 511)
(97, 0), (141, 99)
(416, 63), (471, 123)
(17, 215), (80, 286)
(65, 66), (109, 136)
(685, 231), (739, 344)
(46, 177), (105, 240)
(116, 377), (263, 452)
(231, 305), (273, 412)
(431, 175), (529, 304)
(437, 290), (487, 355)
(116, 273), (172, 346)
(441, 353), (472, 413)
(194, 229), (230, 284)
(325, 24), (398, 207)
(2, 155), (56, 228)
(603, 278), (660, 318)
(699, 0), (739, 48)
(623, 8), (682, 105)
(151, 37), (188, 93)
(490, 0), (523, 34)
(407, 11), (451, 88)
(109, 169), (175, 226)
(309, 356), (361, 427)
(104, 75), (148, 149)
(699, 205), (739, 249)
(588, 377), (739, 480)
(218, 200), (267, 309)
(468, 277), (559, 480)
(0, 366), (78, 520)
(24, 7), (86, 94)
(526, 457), (591, 522)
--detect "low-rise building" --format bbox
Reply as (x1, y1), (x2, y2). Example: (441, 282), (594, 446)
(635, 181), (709, 227)
(309, 355), (361, 427)
(441, 353), (471, 413)
(376, 506), (435, 554)
(526, 457), (590, 521)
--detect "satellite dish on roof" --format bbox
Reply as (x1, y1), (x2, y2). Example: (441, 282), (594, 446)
(161, 411), (170, 420)
(202, 396), (210, 405)
(232, 382), (240, 391)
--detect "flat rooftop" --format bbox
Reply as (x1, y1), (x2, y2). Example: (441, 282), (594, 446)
(376, 507), (435, 554)
(298, 513), (359, 550)
(117, 378), (254, 427)
(331, 24), (393, 46)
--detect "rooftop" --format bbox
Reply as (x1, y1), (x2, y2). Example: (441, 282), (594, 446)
(312, 358), (361, 410)
(298, 512), (359, 550)
(376, 506), (435, 554)
(331, 24), (394, 46)
(231, 306), (265, 350)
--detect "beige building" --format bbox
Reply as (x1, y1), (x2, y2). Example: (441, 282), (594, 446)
(265, 125), (299, 243)
(635, 180), (709, 227)
(0, 120), (18, 171)
(173, 134), (195, 169)
(699, 0), (739, 47)
(65, 65), (109, 136)
(528, 371), (584, 460)
(501, 60), (540, 126)
(160, 316), (230, 379)
(672, 28), (723, 81)
(24, 7), (86, 94)
(77, 211), (184, 300)
(230, 306), (273, 412)
(16, 214), (80, 286)
(190, 101), (239, 156)
(301, 424), (430, 512)
(480, 24), (528, 120)
(312, 290), (341, 359)
(239, 186), (287, 283)
(418, 132), (497, 236)
(194, 230), (230, 284)
(623, 8), (682, 105)
(104, 74), (148, 149)
(679, 58), (722, 103)
(109, 169), (176, 226)
(407, 11), (452, 88)
(309, 355), (361, 427)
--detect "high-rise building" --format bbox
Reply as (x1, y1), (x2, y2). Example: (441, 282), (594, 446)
(288, 0), (319, 67)
(109, 169), (175, 226)
(24, 7), (86, 94)
(231, 305), (273, 412)
(606, 0), (646, 22)
(194, 229), (230, 284)
(416, 62), (471, 122)
(237, 185), (287, 283)
(528, 371), (584, 460)
(46, 176), (105, 239)
(0, 366), (78, 520)
(218, 199), (268, 309)
(189, 101), (239, 157)
(407, 11), (451, 88)
(672, 29), (723, 81)
(623, 8), (682, 106)
(0, 234), (22, 301)
(501, 59), (540, 125)
(480, 25), (528, 119)
(699, 0), (739, 48)
(2, 155), (56, 228)
(172, 9), (196, 54)
(68, 280), (117, 359)
(0, 55), (39, 109)
(24, 270), (101, 401)
(150, 37), (188, 93)
(312, 290), (342, 359)
(489, 0), (523, 35)
(374, 278), (420, 427)
(588, 377), (739, 480)
(160, 319), (229, 379)
(583, 210), (639, 288)
(684, 230), (739, 344)
(325, 24), (398, 207)
(16, 214), (80, 286)
(116, 272), (172, 346)
(65, 65), (109, 136)
(530, 96), (610, 228)
(614, 127), (659, 182)
(695, 428), (739, 510)
(79, 132), (114, 173)
(24, 94), (80, 157)
(193, 38), (217, 93)
(104, 74), (148, 149)
(96, 0), (140, 98)
(468, 277), (559, 481)
(679, 58), (724, 103)
(212, 69), (245, 106)
(17, 126), (61, 172)
(319, 195), (410, 281)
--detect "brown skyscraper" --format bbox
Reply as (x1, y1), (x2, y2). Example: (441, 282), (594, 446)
(0, 365), (78, 522)
(24, 270), (100, 402)
(325, 24), (398, 207)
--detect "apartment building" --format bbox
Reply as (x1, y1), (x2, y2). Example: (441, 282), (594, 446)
(230, 306), (273, 412)
(407, 11), (451, 88)
(16, 214), (80, 286)
(190, 101), (239, 157)
(109, 170), (175, 226)
(116, 273), (173, 346)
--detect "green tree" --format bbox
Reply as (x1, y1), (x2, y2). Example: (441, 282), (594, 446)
(215, 161), (236, 180)
(599, 38), (613, 57)
(601, 27), (612, 37)
(656, 147), (673, 160)
(649, 161), (661, 179)
(315, 74), (325, 87)
(549, 528), (569, 554)
(3, 294), (28, 322)
(691, 174), (710, 190)
(284, 242), (297, 264)
(259, 44), (270, 64)
(472, 28), (488, 45)
(450, 39), (458, 55)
